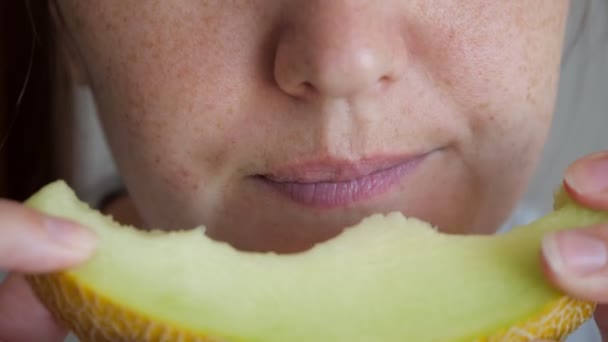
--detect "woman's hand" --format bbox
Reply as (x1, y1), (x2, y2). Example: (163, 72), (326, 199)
(540, 151), (608, 341)
(0, 199), (96, 342)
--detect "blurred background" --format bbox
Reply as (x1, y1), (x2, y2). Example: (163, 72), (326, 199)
(1, 1), (56, 201)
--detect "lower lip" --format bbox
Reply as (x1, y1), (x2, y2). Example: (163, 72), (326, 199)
(258, 157), (425, 209)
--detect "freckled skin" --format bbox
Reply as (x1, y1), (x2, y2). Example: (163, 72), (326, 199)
(56, 1), (570, 253)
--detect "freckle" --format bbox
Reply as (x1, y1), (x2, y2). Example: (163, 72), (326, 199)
(181, 167), (190, 179)
(448, 29), (456, 42)
(476, 103), (490, 111)
(530, 77), (540, 88)
(526, 92), (537, 105)
(441, 77), (453, 88)
(162, 174), (172, 187)
(178, 166), (193, 184)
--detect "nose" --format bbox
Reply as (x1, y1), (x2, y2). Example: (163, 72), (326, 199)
(274, 2), (407, 100)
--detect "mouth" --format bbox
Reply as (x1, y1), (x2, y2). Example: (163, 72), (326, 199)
(255, 153), (430, 209)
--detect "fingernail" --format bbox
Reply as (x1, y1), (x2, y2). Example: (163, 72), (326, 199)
(542, 231), (608, 276)
(565, 151), (608, 195)
(44, 217), (97, 254)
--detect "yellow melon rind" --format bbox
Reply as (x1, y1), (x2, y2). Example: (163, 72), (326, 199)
(472, 296), (594, 342)
(27, 272), (228, 342)
(27, 270), (594, 342)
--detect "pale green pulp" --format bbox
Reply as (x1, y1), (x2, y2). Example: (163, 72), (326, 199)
(25, 181), (608, 342)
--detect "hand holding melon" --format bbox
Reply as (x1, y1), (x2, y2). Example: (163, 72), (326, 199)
(0, 199), (97, 341)
(539, 151), (608, 342)
(18, 178), (608, 342)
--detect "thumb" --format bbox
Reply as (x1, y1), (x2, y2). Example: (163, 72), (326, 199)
(0, 199), (97, 273)
(0, 274), (68, 342)
(540, 224), (608, 303)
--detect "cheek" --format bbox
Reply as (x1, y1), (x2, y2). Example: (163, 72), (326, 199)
(408, 2), (568, 214)
(62, 2), (264, 190)
(423, 2), (567, 139)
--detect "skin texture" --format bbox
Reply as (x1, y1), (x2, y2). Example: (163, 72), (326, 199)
(5, 1), (608, 341)
(54, 1), (570, 253)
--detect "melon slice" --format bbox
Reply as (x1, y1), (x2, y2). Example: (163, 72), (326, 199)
(23, 180), (608, 342)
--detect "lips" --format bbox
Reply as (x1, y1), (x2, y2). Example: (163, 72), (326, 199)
(257, 154), (428, 209)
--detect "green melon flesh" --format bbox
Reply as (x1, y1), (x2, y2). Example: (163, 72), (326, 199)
(24, 181), (608, 341)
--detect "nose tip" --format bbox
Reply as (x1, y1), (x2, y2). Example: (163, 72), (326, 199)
(275, 43), (403, 99)
(273, 8), (406, 100)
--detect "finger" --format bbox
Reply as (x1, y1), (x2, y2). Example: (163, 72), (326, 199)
(0, 199), (97, 273)
(563, 150), (608, 210)
(0, 273), (67, 342)
(540, 224), (608, 302)
(594, 305), (608, 342)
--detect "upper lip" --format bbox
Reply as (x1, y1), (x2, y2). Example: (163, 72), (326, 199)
(260, 153), (429, 183)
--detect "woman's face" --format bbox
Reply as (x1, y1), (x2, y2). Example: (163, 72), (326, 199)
(57, 1), (570, 252)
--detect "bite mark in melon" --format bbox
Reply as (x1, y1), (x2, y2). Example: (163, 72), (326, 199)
(23, 181), (608, 342)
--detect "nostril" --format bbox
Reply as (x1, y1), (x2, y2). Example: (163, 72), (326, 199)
(377, 75), (393, 91)
(302, 81), (314, 91)
(294, 81), (316, 97)
(379, 75), (392, 85)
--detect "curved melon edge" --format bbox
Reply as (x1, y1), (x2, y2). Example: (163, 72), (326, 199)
(23, 180), (598, 341)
